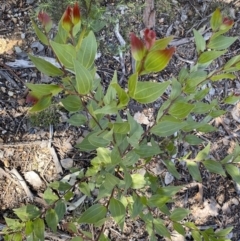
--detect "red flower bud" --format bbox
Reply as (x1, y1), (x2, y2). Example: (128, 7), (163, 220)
(130, 33), (146, 61)
(38, 11), (52, 33)
(72, 2), (81, 25)
(144, 29), (156, 50)
(62, 6), (73, 33)
(26, 93), (38, 105)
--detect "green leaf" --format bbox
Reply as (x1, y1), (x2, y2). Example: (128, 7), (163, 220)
(61, 95), (83, 112)
(135, 141), (162, 158)
(49, 181), (71, 191)
(103, 173), (120, 191)
(29, 94), (52, 112)
(131, 193), (144, 218)
(150, 36), (174, 51)
(186, 160), (202, 182)
(112, 122), (130, 134)
(162, 160), (181, 179)
(111, 82), (129, 108)
(127, 112), (144, 148)
(25, 221), (34, 236)
(46, 209), (58, 233)
(73, 59), (93, 95)
(207, 35), (237, 50)
(94, 102), (118, 115)
(26, 83), (62, 99)
(31, 20), (48, 45)
(185, 134), (203, 145)
(33, 218), (45, 241)
(203, 160), (226, 176)
(170, 78), (182, 100)
(88, 131), (110, 147)
(79, 182), (91, 197)
(157, 186), (183, 197)
(55, 200), (66, 222)
(128, 73), (138, 97)
(225, 164), (240, 185)
(224, 95), (240, 105)
(215, 227), (233, 237)
(224, 55), (240, 69)
(210, 8), (222, 31)
(13, 205), (40, 222)
(184, 70), (207, 90)
(153, 219), (171, 238)
(78, 204), (107, 224)
(198, 50), (226, 64)
(210, 73), (236, 81)
(77, 31), (97, 69)
(76, 133), (97, 152)
(43, 187), (58, 204)
(143, 47), (175, 74)
(50, 41), (76, 70)
(192, 230), (202, 241)
(109, 198), (126, 231)
(192, 102), (213, 114)
(151, 117), (187, 137)
(131, 173), (146, 189)
(170, 208), (190, 221)
(193, 29), (206, 53)
(103, 72), (117, 104)
(195, 143), (210, 161)
(148, 195), (171, 208)
(67, 113), (87, 126)
(133, 81), (170, 104)
(169, 101), (194, 119)
(29, 55), (64, 77)
(4, 218), (24, 230)
(71, 237), (83, 241)
(173, 222), (185, 236)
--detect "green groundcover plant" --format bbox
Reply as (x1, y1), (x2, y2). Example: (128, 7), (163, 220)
(3, 4), (240, 241)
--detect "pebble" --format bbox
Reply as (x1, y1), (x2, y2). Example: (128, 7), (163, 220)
(21, 33), (25, 39)
(8, 91), (14, 96)
(12, 18), (17, 24)
(14, 46), (22, 54)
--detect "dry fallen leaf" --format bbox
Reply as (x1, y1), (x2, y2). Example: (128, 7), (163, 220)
(133, 112), (149, 125)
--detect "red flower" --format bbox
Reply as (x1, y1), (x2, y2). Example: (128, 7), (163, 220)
(72, 2), (81, 25)
(130, 33), (146, 61)
(26, 93), (38, 105)
(220, 17), (234, 30)
(62, 3), (81, 33)
(38, 11), (52, 33)
(144, 29), (156, 50)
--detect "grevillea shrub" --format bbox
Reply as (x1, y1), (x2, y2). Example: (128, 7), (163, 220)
(3, 5), (240, 241)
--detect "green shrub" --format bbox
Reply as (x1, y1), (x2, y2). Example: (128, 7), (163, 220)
(3, 5), (240, 241)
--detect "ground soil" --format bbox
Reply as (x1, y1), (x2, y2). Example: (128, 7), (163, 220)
(1, 0), (240, 240)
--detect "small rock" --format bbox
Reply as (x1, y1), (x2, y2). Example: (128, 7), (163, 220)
(14, 46), (22, 54)
(8, 91), (14, 96)
(21, 33), (25, 39)
(11, 17), (17, 24)
(24, 171), (43, 189)
(181, 14), (188, 22)
(60, 158), (74, 169)
(27, 0), (35, 4)
(165, 172), (174, 185)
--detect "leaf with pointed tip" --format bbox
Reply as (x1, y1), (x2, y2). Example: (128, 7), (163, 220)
(31, 20), (48, 45)
(78, 204), (107, 224)
(198, 50), (226, 64)
(203, 160), (226, 176)
(225, 164), (240, 185)
(46, 209), (58, 233)
(50, 41), (76, 70)
(61, 95), (83, 112)
(143, 47), (175, 74)
(210, 73), (236, 81)
(193, 29), (206, 54)
(170, 208), (190, 222)
(111, 82), (129, 108)
(30, 94), (52, 112)
(29, 55), (64, 77)
(133, 81), (170, 104)
(73, 59), (93, 95)
(77, 31), (97, 69)
(109, 198), (126, 231)
(169, 101), (194, 119)
(186, 160), (202, 182)
(210, 8), (222, 31)
(150, 36), (174, 51)
(207, 35), (237, 50)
